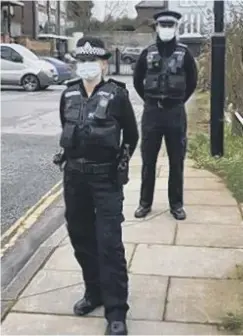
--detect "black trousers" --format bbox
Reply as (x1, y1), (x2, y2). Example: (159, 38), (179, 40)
(140, 103), (187, 210)
(63, 164), (129, 322)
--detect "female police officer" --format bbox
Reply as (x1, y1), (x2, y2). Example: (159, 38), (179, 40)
(59, 37), (138, 335)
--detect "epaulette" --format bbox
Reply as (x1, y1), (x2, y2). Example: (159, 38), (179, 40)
(64, 77), (82, 87)
(108, 78), (126, 89)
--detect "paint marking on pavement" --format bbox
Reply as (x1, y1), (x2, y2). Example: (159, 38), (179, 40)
(1, 181), (63, 249)
(1, 188), (63, 257)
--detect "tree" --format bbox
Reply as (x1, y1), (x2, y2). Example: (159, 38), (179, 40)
(66, 1), (94, 32)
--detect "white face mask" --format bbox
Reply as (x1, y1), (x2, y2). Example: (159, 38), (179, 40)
(157, 26), (176, 42)
(76, 61), (102, 82)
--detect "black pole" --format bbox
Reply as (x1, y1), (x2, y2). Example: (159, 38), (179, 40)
(32, 1), (36, 39)
(210, 0), (226, 157)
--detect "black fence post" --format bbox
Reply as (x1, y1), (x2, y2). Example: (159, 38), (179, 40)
(115, 48), (120, 75)
(210, 0), (226, 157)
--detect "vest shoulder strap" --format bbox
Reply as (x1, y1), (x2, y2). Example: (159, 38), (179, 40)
(107, 78), (126, 90)
(173, 43), (187, 67)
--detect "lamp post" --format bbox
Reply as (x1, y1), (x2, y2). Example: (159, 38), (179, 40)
(210, 0), (226, 157)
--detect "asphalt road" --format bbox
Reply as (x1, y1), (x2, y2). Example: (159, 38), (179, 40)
(1, 86), (65, 234)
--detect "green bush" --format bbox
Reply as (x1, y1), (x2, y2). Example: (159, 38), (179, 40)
(188, 125), (243, 203)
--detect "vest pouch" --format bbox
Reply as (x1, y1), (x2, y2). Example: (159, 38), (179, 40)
(60, 123), (77, 149)
(144, 75), (159, 94)
(88, 121), (119, 150)
(94, 97), (109, 120)
(168, 74), (186, 97)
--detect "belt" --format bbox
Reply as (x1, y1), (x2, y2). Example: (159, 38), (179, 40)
(145, 98), (165, 108)
(145, 98), (183, 109)
(67, 158), (114, 174)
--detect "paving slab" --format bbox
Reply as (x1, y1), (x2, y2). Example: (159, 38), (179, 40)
(44, 243), (136, 271)
(13, 270), (168, 321)
(2, 313), (221, 335)
(123, 217), (176, 245)
(182, 205), (242, 225)
(13, 270), (83, 314)
(176, 223), (243, 248)
(124, 189), (237, 206)
(130, 244), (243, 278)
(159, 166), (218, 178)
(166, 278), (243, 324)
(126, 177), (224, 191)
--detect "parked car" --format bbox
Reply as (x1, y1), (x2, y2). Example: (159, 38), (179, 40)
(0, 43), (58, 91)
(121, 47), (143, 64)
(41, 57), (73, 84)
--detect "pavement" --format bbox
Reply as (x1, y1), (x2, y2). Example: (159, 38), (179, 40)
(1, 80), (243, 335)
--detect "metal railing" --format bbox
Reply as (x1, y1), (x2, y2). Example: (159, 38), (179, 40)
(232, 111), (243, 136)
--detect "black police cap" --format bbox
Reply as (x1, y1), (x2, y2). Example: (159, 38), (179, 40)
(153, 10), (182, 23)
(75, 36), (111, 60)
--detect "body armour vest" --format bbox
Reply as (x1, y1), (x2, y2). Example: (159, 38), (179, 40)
(144, 43), (187, 100)
(60, 81), (120, 162)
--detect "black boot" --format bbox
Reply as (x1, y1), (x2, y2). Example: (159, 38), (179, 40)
(105, 321), (128, 335)
(134, 205), (151, 218)
(170, 207), (186, 220)
(73, 294), (103, 316)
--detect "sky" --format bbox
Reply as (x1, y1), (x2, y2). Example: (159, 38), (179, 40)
(92, 0), (140, 20)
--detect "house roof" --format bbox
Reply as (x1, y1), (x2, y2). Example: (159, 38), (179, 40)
(135, 1), (165, 8)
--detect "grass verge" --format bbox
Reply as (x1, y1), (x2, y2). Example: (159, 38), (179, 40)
(220, 264), (243, 335)
(188, 92), (243, 203)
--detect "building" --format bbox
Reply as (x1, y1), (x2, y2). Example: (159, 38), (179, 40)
(1, 0), (24, 42)
(168, 0), (242, 37)
(20, 0), (67, 39)
(135, 1), (169, 32)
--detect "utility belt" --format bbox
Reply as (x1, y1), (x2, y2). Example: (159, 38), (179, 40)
(67, 158), (114, 174)
(145, 97), (183, 109)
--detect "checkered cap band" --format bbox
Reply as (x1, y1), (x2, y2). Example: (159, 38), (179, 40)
(76, 42), (106, 56)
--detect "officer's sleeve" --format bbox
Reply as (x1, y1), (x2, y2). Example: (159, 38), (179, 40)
(59, 90), (66, 128)
(183, 48), (198, 102)
(119, 90), (139, 158)
(133, 48), (148, 100)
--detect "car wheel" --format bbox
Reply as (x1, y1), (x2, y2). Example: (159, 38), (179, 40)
(22, 74), (40, 92)
(40, 85), (49, 90)
(124, 57), (133, 64)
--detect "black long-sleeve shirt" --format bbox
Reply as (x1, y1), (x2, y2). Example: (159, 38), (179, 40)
(59, 78), (139, 158)
(133, 37), (198, 103)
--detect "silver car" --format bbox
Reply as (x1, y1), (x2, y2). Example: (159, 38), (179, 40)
(0, 43), (58, 91)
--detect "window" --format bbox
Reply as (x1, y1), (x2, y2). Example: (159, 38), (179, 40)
(49, 0), (57, 9)
(60, 0), (66, 12)
(0, 46), (22, 62)
(1, 46), (12, 60)
(38, 0), (46, 6)
(180, 0), (206, 6)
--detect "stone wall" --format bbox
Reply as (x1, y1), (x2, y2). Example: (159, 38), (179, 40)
(95, 31), (204, 57)
(94, 31), (155, 50)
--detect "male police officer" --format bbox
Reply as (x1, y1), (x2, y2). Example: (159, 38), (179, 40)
(59, 37), (138, 335)
(133, 10), (198, 220)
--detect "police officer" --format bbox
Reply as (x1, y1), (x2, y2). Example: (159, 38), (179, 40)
(133, 10), (198, 220)
(59, 37), (138, 335)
